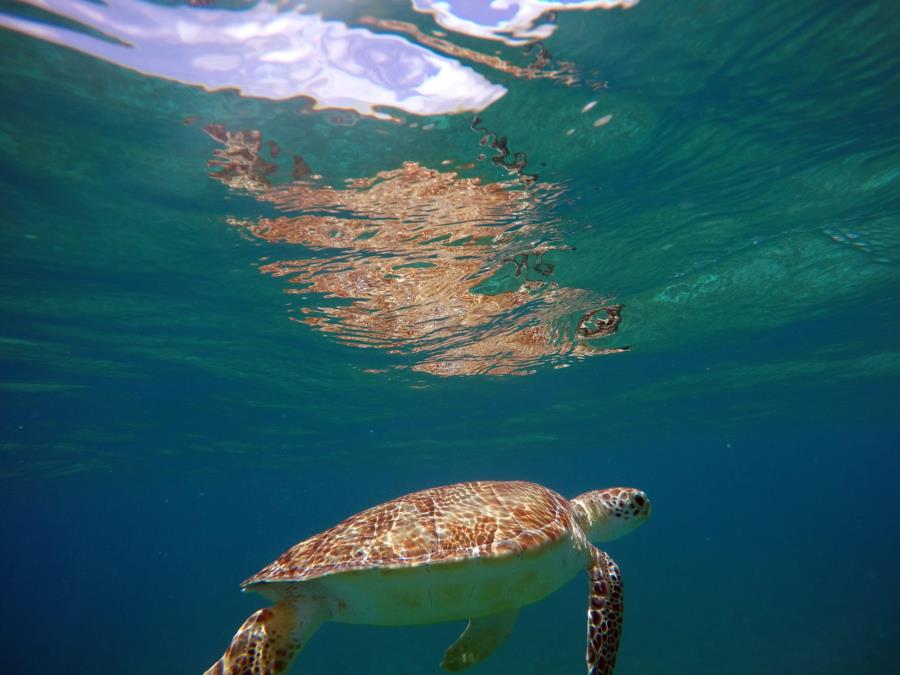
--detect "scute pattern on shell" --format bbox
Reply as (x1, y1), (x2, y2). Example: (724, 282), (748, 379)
(244, 481), (575, 585)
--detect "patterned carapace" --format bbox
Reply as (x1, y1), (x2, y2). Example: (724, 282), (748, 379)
(244, 481), (577, 586)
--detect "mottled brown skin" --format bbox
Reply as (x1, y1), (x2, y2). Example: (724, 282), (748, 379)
(587, 548), (623, 675)
(245, 481), (574, 586)
(206, 603), (298, 675)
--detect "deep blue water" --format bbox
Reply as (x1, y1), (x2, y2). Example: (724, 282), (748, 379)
(1, 1), (899, 673)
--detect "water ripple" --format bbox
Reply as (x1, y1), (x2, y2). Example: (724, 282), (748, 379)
(205, 124), (627, 375)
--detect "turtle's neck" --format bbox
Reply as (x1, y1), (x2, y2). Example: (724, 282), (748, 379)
(570, 488), (652, 543)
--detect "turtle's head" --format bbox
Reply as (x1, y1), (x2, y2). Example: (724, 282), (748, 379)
(571, 487), (651, 543)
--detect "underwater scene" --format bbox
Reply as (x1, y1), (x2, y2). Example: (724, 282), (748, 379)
(1, 0), (898, 673)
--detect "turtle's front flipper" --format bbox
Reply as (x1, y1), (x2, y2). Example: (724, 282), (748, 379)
(586, 546), (623, 675)
(205, 598), (327, 675)
(440, 609), (519, 672)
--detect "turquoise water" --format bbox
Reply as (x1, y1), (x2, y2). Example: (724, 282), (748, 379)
(1, 0), (898, 673)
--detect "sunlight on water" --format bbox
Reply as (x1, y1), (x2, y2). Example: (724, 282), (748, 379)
(411, 0), (638, 45)
(0, 0), (506, 116)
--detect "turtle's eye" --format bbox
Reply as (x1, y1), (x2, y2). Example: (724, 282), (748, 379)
(634, 495), (646, 508)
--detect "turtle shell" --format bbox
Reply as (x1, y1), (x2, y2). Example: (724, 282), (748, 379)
(243, 481), (576, 587)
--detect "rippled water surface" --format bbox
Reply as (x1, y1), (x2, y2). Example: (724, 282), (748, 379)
(1, 1), (898, 673)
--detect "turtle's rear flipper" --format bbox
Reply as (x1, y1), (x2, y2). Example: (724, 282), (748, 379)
(586, 546), (623, 675)
(205, 599), (326, 675)
(440, 609), (518, 671)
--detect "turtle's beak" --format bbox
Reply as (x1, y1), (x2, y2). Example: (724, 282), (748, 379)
(632, 490), (652, 521)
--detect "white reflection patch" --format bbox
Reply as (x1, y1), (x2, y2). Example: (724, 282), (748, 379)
(0, 0), (507, 118)
(412, 0), (638, 45)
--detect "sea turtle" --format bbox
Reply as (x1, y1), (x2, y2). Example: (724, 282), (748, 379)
(205, 480), (651, 675)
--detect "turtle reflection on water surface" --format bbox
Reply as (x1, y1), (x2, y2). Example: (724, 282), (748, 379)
(204, 125), (628, 376)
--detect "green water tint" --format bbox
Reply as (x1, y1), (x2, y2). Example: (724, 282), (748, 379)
(1, 0), (898, 479)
